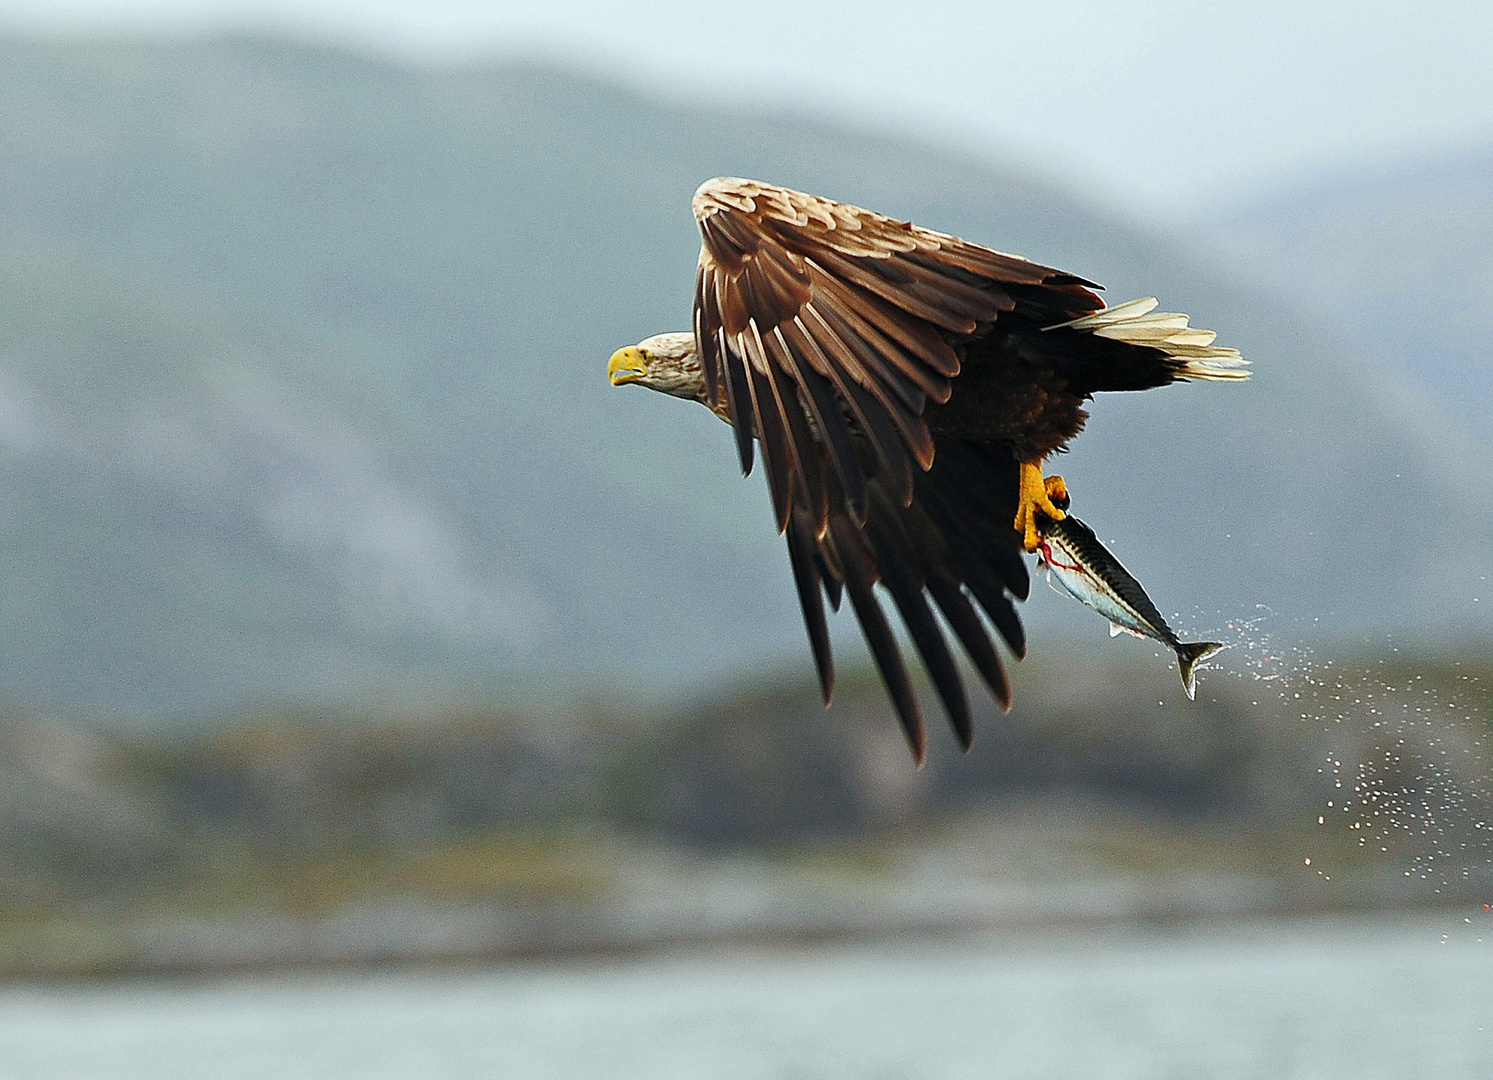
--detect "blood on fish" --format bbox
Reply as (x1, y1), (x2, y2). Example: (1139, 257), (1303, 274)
(1036, 540), (1083, 577)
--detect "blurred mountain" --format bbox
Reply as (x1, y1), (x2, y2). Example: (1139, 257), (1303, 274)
(2, 655), (1487, 974)
(1205, 145), (1493, 439)
(0, 35), (1489, 716)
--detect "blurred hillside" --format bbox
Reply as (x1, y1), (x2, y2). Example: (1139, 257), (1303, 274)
(0, 652), (1487, 975)
(0, 35), (1490, 716)
(1208, 145), (1493, 438)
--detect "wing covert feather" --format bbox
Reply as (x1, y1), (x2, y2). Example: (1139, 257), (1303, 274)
(691, 177), (1102, 510)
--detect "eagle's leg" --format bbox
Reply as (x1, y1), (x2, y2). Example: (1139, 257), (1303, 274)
(1015, 459), (1067, 553)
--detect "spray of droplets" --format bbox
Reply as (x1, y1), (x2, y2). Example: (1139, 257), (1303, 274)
(1188, 606), (1493, 903)
(1306, 658), (1493, 895)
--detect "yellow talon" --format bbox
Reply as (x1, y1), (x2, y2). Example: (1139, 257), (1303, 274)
(1044, 474), (1068, 507)
(1015, 460), (1066, 553)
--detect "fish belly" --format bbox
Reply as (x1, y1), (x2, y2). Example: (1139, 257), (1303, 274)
(1042, 561), (1157, 644)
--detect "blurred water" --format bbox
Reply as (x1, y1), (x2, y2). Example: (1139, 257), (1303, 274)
(0, 914), (1489, 1079)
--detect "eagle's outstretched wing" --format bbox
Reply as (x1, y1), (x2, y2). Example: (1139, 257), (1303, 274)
(691, 178), (1105, 761)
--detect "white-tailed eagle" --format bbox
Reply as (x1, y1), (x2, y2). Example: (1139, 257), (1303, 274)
(610, 178), (1247, 763)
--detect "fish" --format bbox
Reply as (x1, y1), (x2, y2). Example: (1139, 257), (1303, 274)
(1036, 510), (1223, 699)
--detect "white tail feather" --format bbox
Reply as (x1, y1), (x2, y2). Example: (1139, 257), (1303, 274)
(1047, 297), (1251, 381)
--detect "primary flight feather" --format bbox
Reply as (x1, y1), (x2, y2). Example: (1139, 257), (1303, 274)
(609, 178), (1248, 763)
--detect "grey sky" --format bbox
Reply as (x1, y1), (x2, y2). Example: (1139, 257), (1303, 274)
(3, 0), (1491, 221)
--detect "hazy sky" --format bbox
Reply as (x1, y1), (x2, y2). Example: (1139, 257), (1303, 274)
(3, 0), (1491, 221)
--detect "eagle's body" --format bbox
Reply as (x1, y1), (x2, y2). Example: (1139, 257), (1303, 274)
(611, 178), (1247, 762)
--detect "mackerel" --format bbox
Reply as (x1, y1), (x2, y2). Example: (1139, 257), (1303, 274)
(1036, 512), (1222, 699)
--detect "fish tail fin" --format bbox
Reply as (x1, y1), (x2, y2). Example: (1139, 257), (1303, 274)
(1175, 641), (1224, 700)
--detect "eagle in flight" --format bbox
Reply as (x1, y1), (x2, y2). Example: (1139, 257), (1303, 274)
(609, 178), (1247, 763)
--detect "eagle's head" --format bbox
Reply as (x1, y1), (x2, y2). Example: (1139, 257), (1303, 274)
(608, 332), (707, 402)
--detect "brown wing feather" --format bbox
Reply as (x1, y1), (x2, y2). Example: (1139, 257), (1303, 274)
(790, 436), (1028, 760)
(692, 177), (1101, 507)
(689, 177), (1102, 758)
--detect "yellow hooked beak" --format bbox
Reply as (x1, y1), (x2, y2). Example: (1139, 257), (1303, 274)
(608, 346), (648, 386)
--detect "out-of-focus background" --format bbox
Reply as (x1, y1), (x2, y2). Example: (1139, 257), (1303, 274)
(0, 1), (1490, 1074)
